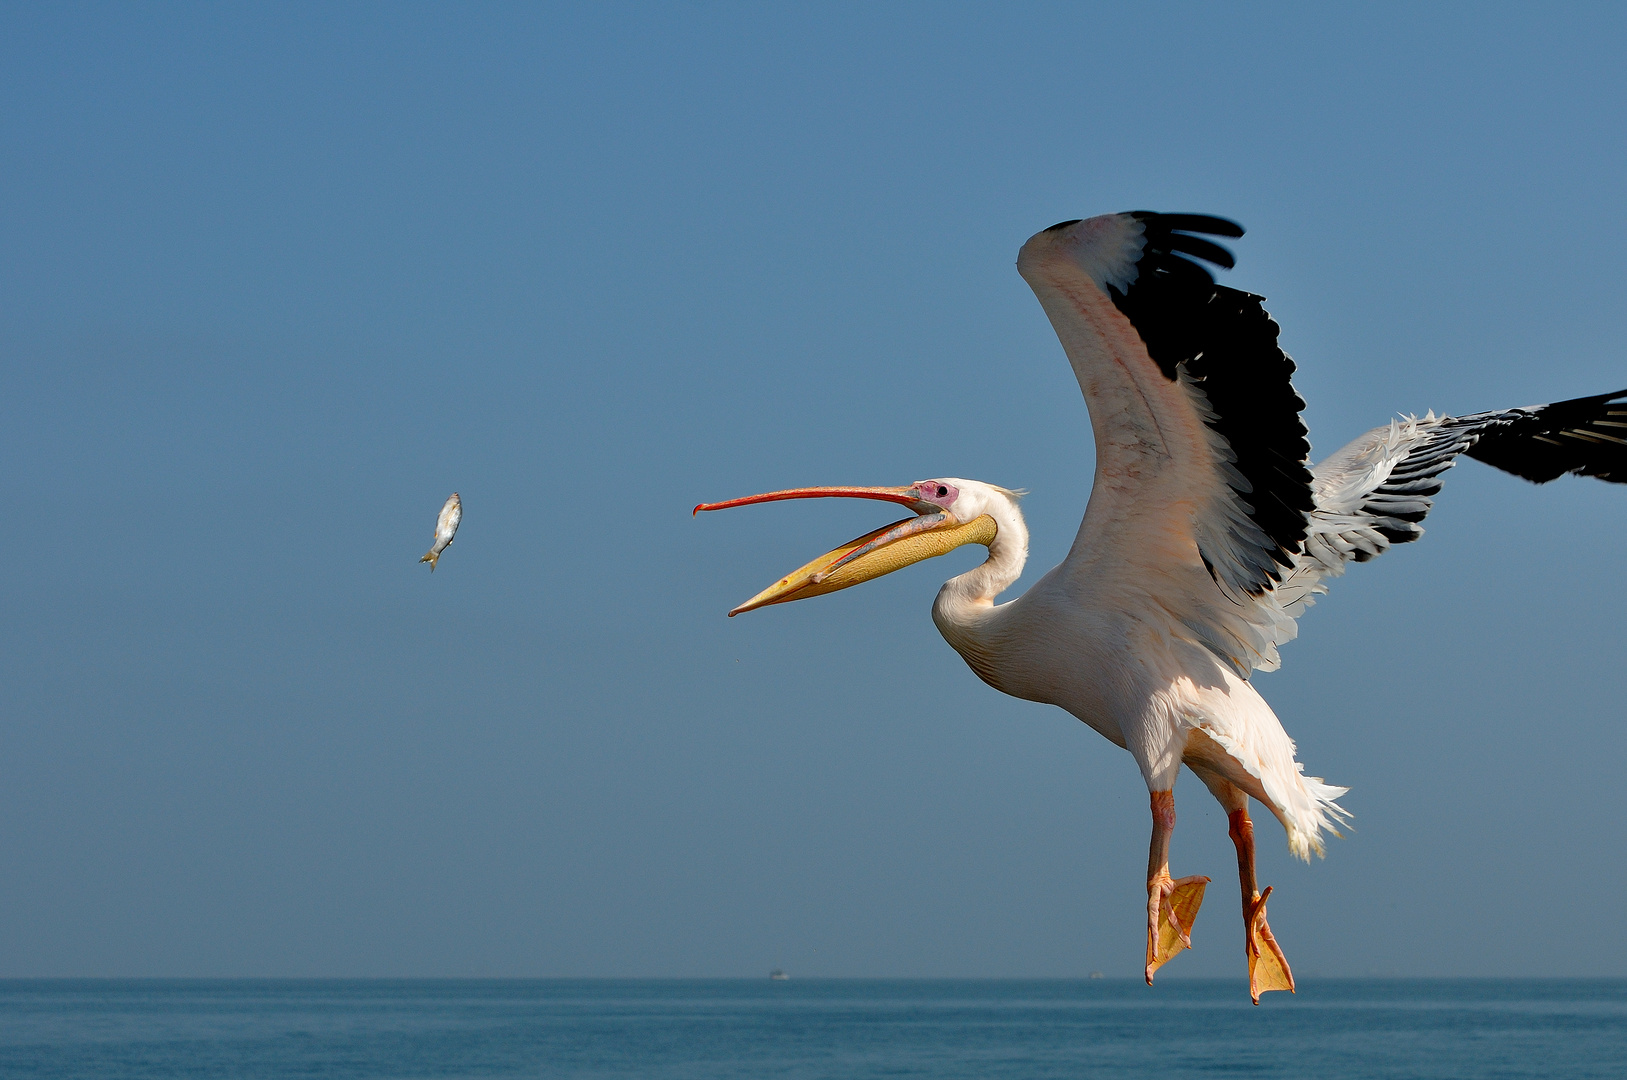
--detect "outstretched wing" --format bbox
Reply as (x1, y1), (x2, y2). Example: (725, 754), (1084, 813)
(1017, 212), (1315, 673)
(1018, 212), (1624, 678)
(1269, 390), (1627, 633)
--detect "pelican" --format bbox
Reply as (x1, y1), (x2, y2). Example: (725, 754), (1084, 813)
(696, 212), (1627, 1001)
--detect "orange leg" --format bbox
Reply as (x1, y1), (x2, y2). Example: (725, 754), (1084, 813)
(1144, 790), (1210, 985)
(1227, 806), (1295, 1003)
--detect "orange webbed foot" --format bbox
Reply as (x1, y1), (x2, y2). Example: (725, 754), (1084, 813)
(1145, 874), (1209, 984)
(1245, 885), (1295, 1003)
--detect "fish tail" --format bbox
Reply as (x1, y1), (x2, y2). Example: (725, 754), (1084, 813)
(421, 550), (438, 571)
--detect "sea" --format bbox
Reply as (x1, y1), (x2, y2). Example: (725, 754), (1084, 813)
(1, 978), (1622, 1079)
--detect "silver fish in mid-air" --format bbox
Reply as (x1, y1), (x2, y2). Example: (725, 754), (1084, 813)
(420, 493), (461, 571)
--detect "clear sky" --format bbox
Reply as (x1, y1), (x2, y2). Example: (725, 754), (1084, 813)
(2, 3), (1624, 979)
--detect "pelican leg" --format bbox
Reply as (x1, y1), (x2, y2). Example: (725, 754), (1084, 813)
(1227, 804), (1295, 1003)
(1144, 789), (1209, 984)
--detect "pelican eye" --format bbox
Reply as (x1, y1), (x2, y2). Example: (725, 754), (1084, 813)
(935, 486), (948, 498)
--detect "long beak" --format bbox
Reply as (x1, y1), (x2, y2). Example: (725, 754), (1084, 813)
(694, 485), (940, 515)
(694, 485), (997, 616)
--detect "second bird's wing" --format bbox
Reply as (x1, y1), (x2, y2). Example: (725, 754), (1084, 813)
(1271, 389), (1627, 628)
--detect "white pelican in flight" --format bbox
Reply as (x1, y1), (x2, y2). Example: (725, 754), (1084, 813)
(696, 212), (1626, 1002)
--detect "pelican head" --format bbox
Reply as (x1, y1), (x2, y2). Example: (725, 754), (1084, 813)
(694, 478), (1014, 616)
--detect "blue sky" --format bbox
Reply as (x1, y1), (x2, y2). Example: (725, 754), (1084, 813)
(1, 3), (1624, 979)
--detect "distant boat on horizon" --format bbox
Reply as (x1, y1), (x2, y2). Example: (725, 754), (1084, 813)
(769, 969), (789, 981)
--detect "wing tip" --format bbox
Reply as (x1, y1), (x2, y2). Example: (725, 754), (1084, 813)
(1131, 210), (1246, 239)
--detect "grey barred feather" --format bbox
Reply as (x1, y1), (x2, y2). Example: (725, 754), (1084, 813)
(1260, 390), (1627, 652)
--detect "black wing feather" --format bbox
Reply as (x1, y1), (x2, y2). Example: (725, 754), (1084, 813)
(1147, 213), (1246, 238)
(1164, 233), (1237, 270)
(1108, 212), (1315, 576)
(1340, 390), (1627, 557)
(1463, 389), (1627, 483)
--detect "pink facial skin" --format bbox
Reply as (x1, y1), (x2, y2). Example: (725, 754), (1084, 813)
(913, 481), (959, 511)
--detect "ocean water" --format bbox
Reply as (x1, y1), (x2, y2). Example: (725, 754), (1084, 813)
(1, 978), (1623, 1079)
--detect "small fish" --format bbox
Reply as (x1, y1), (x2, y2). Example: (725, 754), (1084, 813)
(420, 493), (462, 571)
